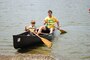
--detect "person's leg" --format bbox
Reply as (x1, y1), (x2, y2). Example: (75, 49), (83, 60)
(37, 26), (46, 34)
(50, 28), (54, 34)
(41, 26), (50, 33)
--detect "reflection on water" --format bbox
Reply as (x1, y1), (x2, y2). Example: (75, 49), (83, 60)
(17, 45), (51, 55)
(0, 0), (90, 60)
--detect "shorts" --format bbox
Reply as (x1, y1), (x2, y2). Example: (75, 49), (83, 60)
(42, 26), (50, 33)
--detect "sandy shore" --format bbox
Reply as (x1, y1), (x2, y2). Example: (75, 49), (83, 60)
(0, 54), (55, 60)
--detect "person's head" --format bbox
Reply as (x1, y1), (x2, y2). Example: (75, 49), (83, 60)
(48, 10), (53, 17)
(31, 20), (35, 26)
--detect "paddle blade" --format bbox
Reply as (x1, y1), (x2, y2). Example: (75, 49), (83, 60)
(40, 37), (52, 48)
(60, 29), (67, 34)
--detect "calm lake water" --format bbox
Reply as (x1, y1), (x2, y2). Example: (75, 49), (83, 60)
(0, 0), (90, 60)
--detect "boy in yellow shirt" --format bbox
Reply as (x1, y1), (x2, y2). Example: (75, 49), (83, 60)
(37, 10), (60, 34)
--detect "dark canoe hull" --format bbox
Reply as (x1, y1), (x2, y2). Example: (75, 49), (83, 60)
(13, 32), (54, 49)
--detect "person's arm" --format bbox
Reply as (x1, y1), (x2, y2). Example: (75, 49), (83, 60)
(57, 21), (61, 29)
(54, 17), (61, 29)
(44, 17), (48, 25)
(34, 26), (38, 33)
(57, 21), (60, 27)
(25, 25), (31, 32)
(25, 26), (29, 31)
(44, 20), (47, 25)
(25, 26), (27, 31)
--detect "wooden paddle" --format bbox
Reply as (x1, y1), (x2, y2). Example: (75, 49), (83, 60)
(28, 29), (52, 48)
(60, 29), (67, 34)
(56, 27), (67, 34)
(33, 32), (52, 48)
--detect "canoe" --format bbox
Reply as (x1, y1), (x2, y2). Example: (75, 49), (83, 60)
(13, 32), (54, 49)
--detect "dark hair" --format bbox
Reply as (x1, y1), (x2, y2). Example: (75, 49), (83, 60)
(31, 20), (35, 24)
(48, 10), (52, 14)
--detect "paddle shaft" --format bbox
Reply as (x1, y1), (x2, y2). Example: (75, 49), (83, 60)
(33, 32), (52, 48)
(28, 29), (52, 48)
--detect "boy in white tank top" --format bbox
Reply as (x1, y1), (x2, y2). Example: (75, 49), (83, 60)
(25, 20), (37, 32)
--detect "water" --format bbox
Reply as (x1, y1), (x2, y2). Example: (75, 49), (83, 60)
(0, 0), (90, 60)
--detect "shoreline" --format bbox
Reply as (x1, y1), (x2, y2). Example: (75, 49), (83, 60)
(0, 54), (55, 60)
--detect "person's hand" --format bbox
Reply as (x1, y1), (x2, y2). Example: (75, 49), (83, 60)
(25, 26), (27, 31)
(25, 26), (29, 32)
(57, 26), (60, 30)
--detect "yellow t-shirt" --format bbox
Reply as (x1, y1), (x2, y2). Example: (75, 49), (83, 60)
(44, 16), (58, 28)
